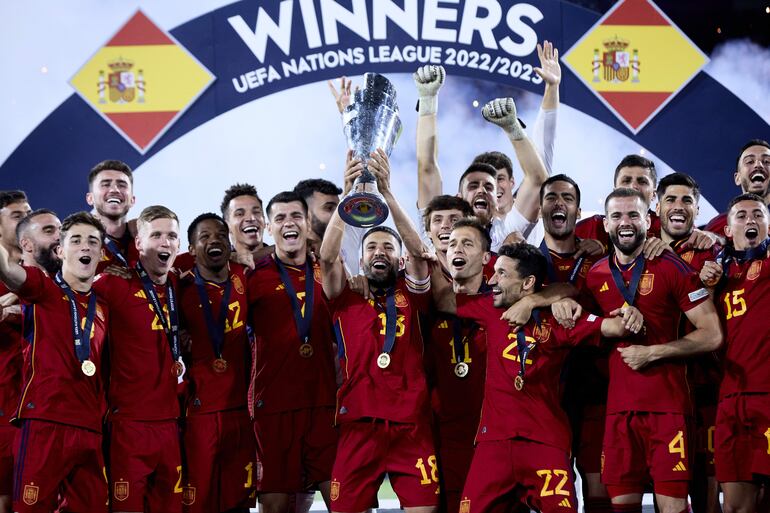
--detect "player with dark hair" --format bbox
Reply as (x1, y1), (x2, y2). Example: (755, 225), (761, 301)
(15, 210), (62, 277)
(420, 195), (475, 271)
(178, 213), (256, 513)
(0, 190), (31, 513)
(320, 149), (437, 513)
(0, 211), (109, 513)
(85, 160), (138, 271)
(221, 183), (273, 268)
(93, 205), (184, 513)
(700, 193), (770, 513)
(293, 178), (342, 244)
(431, 240), (636, 513)
(583, 188), (722, 513)
(248, 190), (337, 513)
(704, 139), (770, 236)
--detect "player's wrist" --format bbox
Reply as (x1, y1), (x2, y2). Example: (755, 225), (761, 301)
(417, 95), (438, 116)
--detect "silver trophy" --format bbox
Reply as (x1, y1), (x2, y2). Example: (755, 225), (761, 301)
(338, 73), (402, 228)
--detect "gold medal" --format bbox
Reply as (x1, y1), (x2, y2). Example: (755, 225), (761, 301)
(81, 359), (96, 377)
(377, 352), (391, 369)
(514, 375), (524, 391)
(212, 358), (228, 373)
(173, 361), (185, 378)
(299, 343), (314, 358)
(454, 362), (469, 378)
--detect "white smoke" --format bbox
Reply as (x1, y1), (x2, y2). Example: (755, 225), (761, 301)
(705, 38), (770, 122)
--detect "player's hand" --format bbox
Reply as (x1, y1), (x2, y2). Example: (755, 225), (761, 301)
(642, 237), (671, 259)
(534, 40), (561, 86)
(347, 274), (371, 301)
(232, 249), (255, 270)
(0, 292), (20, 324)
(413, 65), (445, 115)
(327, 77), (358, 114)
(502, 230), (525, 246)
(551, 298), (582, 329)
(574, 238), (605, 258)
(618, 345), (655, 371)
(102, 264), (132, 280)
(500, 295), (533, 332)
(368, 148), (392, 195)
(700, 260), (723, 288)
(683, 228), (720, 251)
(481, 97), (526, 141)
(610, 305), (644, 334)
(343, 150), (364, 195)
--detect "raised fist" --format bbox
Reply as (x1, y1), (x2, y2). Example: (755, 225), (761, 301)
(481, 97), (525, 140)
(413, 65), (445, 115)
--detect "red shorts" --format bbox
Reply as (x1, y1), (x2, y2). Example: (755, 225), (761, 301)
(461, 439), (577, 513)
(183, 408), (257, 512)
(253, 406), (337, 493)
(575, 404), (605, 476)
(715, 393), (770, 483)
(602, 412), (692, 489)
(0, 424), (16, 496)
(109, 418), (183, 513)
(436, 420), (477, 513)
(331, 419), (439, 512)
(12, 419), (107, 513)
(694, 402), (717, 478)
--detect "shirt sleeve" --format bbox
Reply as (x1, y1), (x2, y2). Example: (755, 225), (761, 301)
(341, 224), (365, 277)
(15, 266), (48, 303)
(555, 311), (603, 347)
(455, 292), (494, 326)
(532, 108), (557, 175)
(416, 207), (436, 252)
(669, 257), (710, 312)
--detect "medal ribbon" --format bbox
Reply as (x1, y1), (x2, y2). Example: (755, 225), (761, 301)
(376, 287), (397, 356)
(274, 257), (315, 345)
(193, 267), (232, 360)
(515, 310), (540, 381)
(451, 318), (478, 367)
(135, 262), (180, 361)
(539, 240), (585, 285)
(54, 272), (97, 364)
(608, 254), (646, 306)
(103, 231), (132, 267)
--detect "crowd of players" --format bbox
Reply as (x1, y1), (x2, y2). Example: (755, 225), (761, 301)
(0, 41), (769, 513)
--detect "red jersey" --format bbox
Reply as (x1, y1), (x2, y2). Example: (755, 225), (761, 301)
(704, 212), (727, 238)
(247, 256), (336, 416)
(585, 253), (709, 414)
(0, 282), (23, 425)
(14, 267), (108, 432)
(173, 252), (196, 276)
(331, 276), (431, 424)
(575, 211), (661, 252)
(718, 252), (770, 396)
(457, 293), (602, 451)
(93, 272), (180, 421)
(96, 230), (139, 273)
(178, 264), (250, 415)
(540, 245), (598, 289)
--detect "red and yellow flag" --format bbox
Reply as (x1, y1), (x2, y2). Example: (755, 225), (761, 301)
(562, 0), (708, 133)
(70, 10), (215, 153)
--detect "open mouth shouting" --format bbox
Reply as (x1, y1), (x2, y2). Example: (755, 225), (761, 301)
(550, 210), (567, 228)
(473, 197), (489, 212)
(667, 212), (689, 231)
(451, 255), (467, 272)
(371, 259), (390, 272)
(745, 226), (760, 242)
(282, 230), (299, 241)
(158, 251), (172, 264)
(617, 228), (636, 244)
(748, 171), (769, 192)
(78, 255), (92, 265)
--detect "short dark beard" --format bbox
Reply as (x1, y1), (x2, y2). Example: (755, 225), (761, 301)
(36, 246), (62, 276)
(364, 266), (397, 290)
(609, 231), (645, 256)
(311, 216), (328, 239)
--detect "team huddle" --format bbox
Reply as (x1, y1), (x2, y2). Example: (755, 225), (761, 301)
(0, 46), (769, 513)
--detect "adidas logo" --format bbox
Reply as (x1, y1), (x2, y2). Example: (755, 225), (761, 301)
(599, 282), (609, 292)
(559, 498), (572, 508)
(439, 321), (448, 329)
(672, 461), (687, 471)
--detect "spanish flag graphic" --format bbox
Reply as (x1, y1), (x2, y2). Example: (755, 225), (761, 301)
(562, 0), (708, 133)
(70, 10), (215, 153)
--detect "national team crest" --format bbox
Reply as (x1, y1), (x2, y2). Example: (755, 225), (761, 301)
(232, 274), (245, 295)
(681, 251), (694, 264)
(394, 290), (409, 308)
(599, 36), (639, 83)
(330, 480), (340, 501)
(22, 484), (39, 505)
(638, 273), (655, 295)
(579, 260), (591, 277)
(101, 57), (142, 104)
(314, 266), (323, 284)
(114, 480), (129, 501)
(747, 260), (762, 281)
(460, 499), (471, 513)
(182, 486), (196, 505)
(533, 321), (552, 343)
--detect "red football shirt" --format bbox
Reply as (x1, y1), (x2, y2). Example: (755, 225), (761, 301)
(585, 253), (709, 414)
(96, 231), (140, 273)
(14, 267), (108, 432)
(575, 211), (661, 251)
(173, 252), (196, 276)
(93, 272), (180, 421)
(457, 293), (602, 451)
(331, 276), (431, 424)
(541, 248), (598, 289)
(703, 212), (727, 238)
(179, 264), (250, 415)
(718, 253), (770, 396)
(0, 282), (23, 425)
(248, 256), (336, 416)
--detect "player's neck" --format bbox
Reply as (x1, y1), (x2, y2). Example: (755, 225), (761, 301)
(615, 244), (645, 265)
(437, 249), (448, 269)
(197, 264), (228, 283)
(4, 243), (22, 264)
(453, 273), (483, 294)
(21, 252), (44, 272)
(61, 269), (93, 293)
(97, 215), (128, 239)
(544, 232), (577, 253)
(660, 229), (690, 247)
(138, 256), (169, 285)
(275, 247), (306, 266)
(498, 201), (513, 216)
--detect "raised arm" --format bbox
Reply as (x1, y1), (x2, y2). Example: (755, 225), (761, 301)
(414, 65), (445, 208)
(0, 237), (26, 292)
(532, 40), (561, 173)
(482, 98), (549, 224)
(369, 149), (430, 281)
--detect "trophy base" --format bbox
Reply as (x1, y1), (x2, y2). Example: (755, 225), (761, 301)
(338, 192), (389, 228)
